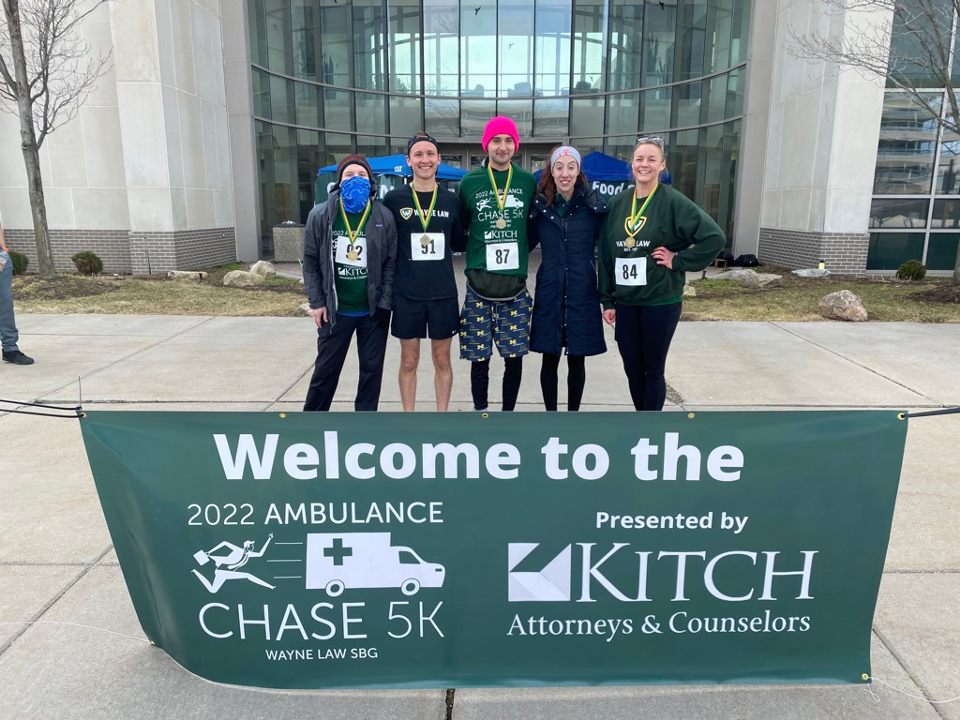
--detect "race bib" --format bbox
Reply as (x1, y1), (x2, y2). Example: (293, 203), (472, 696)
(335, 236), (367, 268)
(485, 242), (519, 271)
(410, 232), (445, 261)
(615, 257), (647, 286)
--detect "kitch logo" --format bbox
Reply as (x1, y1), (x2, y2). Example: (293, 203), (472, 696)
(508, 543), (571, 602)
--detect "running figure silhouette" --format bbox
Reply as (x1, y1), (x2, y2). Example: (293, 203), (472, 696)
(191, 533), (275, 593)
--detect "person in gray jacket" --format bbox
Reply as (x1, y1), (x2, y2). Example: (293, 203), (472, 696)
(302, 155), (397, 411)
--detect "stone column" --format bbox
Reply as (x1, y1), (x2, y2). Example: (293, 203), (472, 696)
(110, 0), (236, 273)
(757, 0), (892, 274)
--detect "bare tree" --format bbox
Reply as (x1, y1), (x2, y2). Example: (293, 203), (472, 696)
(791, 0), (960, 282)
(0, 0), (110, 278)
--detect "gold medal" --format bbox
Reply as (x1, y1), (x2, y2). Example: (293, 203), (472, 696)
(624, 185), (658, 248)
(420, 234), (431, 248)
(411, 186), (438, 237)
(338, 199), (371, 249)
(487, 163), (514, 231)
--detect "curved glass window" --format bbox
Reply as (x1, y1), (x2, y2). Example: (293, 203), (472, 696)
(535, 0), (572, 96)
(250, 0), (750, 241)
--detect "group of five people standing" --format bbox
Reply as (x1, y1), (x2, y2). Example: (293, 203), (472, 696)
(301, 116), (725, 414)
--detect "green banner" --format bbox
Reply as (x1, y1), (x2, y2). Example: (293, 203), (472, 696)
(80, 410), (906, 689)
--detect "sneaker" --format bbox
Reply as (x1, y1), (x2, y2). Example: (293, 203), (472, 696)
(2, 350), (34, 365)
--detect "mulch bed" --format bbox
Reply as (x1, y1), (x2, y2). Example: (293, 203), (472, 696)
(13, 276), (118, 300)
(910, 284), (960, 304)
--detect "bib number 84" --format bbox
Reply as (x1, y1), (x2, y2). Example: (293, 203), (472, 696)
(615, 257), (646, 286)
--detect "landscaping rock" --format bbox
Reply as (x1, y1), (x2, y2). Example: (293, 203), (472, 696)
(167, 271), (206, 282)
(223, 270), (265, 287)
(819, 290), (868, 322)
(683, 283), (697, 297)
(741, 272), (782, 289)
(720, 268), (760, 282)
(250, 260), (276, 277)
(793, 268), (832, 278)
(719, 268), (782, 288)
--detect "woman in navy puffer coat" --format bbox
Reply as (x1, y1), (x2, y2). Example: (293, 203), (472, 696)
(529, 146), (608, 411)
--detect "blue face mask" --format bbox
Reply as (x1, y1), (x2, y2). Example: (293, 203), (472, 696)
(340, 175), (371, 213)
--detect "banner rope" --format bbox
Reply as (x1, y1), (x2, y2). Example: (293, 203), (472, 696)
(0, 621), (150, 644)
(906, 407), (960, 418)
(7, 623), (958, 702)
(863, 675), (960, 704)
(0, 399), (82, 419)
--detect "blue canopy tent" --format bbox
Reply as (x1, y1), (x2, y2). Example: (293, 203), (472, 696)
(532, 151), (670, 202)
(315, 153), (467, 204)
(533, 151), (633, 202)
(317, 154), (467, 181)
(533, 151), (631, 182)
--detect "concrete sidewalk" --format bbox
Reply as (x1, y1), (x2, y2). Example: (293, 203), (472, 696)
(1, 313), (958, 719)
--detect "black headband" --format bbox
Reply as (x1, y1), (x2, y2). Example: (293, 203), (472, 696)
(407, 133), (439, 154)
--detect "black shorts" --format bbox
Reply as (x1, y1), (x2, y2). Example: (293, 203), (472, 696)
(391, 295), (460, 340)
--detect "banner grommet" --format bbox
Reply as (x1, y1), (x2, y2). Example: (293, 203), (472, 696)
(687, 412), (696, 419)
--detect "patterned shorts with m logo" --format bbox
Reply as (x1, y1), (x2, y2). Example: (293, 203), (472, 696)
(458, 286), (532, 361)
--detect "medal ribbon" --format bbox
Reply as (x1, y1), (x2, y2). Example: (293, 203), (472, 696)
(626, 184), (658, 238)
(411, 187), (438, 233)
(338, 198), (372, 245)
(486, 162), (514, 214)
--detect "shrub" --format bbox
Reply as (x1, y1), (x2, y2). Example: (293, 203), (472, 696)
(71, 251), (103, 276)
(8, 250), (28, 275)
(895, 259), (926, 281)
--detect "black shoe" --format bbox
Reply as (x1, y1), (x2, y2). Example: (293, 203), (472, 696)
(2, 350), (34, 365)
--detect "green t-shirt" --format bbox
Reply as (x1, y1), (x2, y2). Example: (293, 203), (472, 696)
(332, 211), (369, 314)
(458, 162), (537, 299)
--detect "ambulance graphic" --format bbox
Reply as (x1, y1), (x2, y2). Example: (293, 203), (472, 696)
(305, 532), (445, 597)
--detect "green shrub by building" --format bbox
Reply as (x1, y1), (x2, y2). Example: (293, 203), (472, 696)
(895, 259), (926, 281)
(8, 250), (29, 275)
(71, 251), (103, 276)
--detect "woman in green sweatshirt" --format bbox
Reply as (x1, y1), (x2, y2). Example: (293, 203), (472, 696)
(598, 136), (725, 411)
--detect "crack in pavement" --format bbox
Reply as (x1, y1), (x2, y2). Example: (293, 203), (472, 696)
(770, 323), (940, 406)
(0, 544), (115, 659)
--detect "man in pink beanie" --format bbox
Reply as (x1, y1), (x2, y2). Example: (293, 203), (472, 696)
(457, 116), (537, 411)
(481, 115), (520, 155)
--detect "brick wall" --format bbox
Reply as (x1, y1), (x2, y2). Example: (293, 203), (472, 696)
(5, 227), (237, 274)
(758, 228), (869, 275)
(175, 228), (237, 270)
(4, 229), (132, 273)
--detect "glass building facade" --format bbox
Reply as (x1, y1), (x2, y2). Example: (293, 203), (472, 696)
(249, 0), (750, 246)
(869, 0), (960, 271)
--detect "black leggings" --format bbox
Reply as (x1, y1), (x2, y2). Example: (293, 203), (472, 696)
(471, 357), (523, 411)
(614, 303), (682, 411)
(540, 353), (586, 411)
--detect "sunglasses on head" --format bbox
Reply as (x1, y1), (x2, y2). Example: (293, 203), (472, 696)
(636, 136), (665, 148)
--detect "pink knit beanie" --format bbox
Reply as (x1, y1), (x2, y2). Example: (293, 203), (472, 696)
(482, 116), (520, 152)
